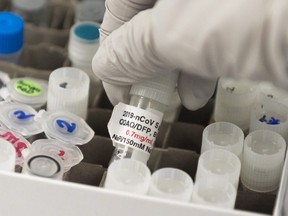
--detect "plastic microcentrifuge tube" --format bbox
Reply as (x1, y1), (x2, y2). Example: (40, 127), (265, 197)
(108, 72), (178, 164)
(22, 152), (64, 180)
(11, 0), (46, 25)
(192, 178), (237, 209)
(241, 130), (286, 192)
(249, 99), (288, 143)
(75, 0), (105, 24)
(104, 159), (151, 195)
(0, 12), (24, 63)
(31, 139), (83, 172)
(68, 22), (100, 83)
(196, 149), (241, 189)
(214, 77), (257, 131)
(0, 101), (43, 137)
(201, 122), (244, 159)
(0, 139), (16, 172)
(47, 67), (90, 120)
(147, 168), (194, 202)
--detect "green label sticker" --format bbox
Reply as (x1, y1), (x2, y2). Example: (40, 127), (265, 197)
(14, 80), (43, 96)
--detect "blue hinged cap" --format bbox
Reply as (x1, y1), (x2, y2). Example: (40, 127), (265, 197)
(0, 12), (24, 54)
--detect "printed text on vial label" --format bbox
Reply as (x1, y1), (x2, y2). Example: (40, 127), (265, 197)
(108, 103), (163, 154)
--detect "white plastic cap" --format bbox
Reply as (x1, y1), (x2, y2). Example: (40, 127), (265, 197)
(162, 89), (182, 123)
(47, 67), (90, 120)
(22, 152), (64, 180)
(35, 110), (95, 146)
(0, 101), (43, 137)
(6, 77), (48, 109)
(249, 100), (288, 142)
(104, 159), (151, 195)
(214, 77), (257, 130)
(148, 168), (193, 202)
(192, 178), (237, 209)
(31, 139), (83, 172)
(196, 149), (241, 189)
(201, 122), (244, 159)
(129, 71), (179, 106)
(0, 139), (16, 172)
(241, 130), (286, 192)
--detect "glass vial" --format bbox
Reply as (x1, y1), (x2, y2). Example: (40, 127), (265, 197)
(109, 72), (178, 164)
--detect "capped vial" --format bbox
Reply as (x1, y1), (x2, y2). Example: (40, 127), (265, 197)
(249, 99), (288, 143)
(5, 77), (48, 109)
(68, 22), (100, 83)
(47, 67), (90, 120)
(241, 130), (286, 192)
(214, 77), (257, 131)
(108, 71), (178, 164)
(0, 12), (24, 63)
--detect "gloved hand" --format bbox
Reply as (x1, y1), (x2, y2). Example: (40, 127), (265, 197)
(93, 0), (288, 110)
(100, 0), (157, 42)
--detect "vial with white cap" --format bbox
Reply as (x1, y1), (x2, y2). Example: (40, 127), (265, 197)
(147, 168), (194, 202)
(0, 138), (16, 172)
(68, 22), (100, 83)
(47, 67), (90, 120)
(249, 99), (288, 143)
(108, 71), (178, 164)
(11, 0), (46, 25)
(104, 159), (151, 195)
(214, 77), (257, 131)
(241, 130), (286, 192)
(22, 152), (64, 180)
(31, 139), (83, 172)
(75, 0), (105, 24)
(0, 12), (24, 63)
(201, 122), (244, 159)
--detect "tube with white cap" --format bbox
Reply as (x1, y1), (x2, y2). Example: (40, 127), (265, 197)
(108, 71), (178, 164)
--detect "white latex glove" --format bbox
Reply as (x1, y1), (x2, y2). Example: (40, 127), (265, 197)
(93, 0), (288, 110)
(100, 0), (157, 42)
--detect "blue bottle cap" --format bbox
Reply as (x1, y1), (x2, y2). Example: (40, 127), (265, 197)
(0, 12), (24, 54)
(73, 22), (100, 42)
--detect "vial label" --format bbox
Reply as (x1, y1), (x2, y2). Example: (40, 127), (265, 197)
(14, 79), (43, 96)
(108, 103), (163, 154)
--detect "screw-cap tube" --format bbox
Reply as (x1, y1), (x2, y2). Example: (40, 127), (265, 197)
(241, 130), (286, 192)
